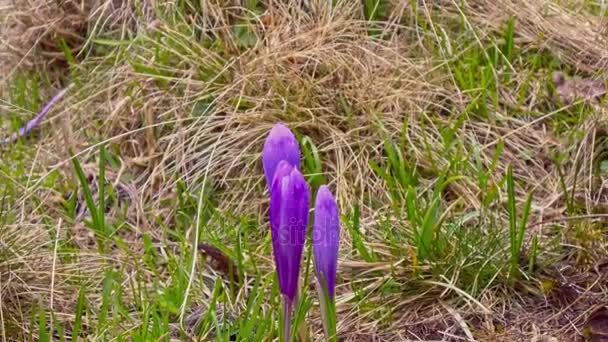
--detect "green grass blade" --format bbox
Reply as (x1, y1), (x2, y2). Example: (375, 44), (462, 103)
(346, 205), (373, 262)
(528, 233), (539, 272)
(71, 154), (100, 228)
(517, 191), (533, 254)
(51, 312), (66, 342)
(38, 304), (49, 342)
(98, 144), (106, 235)
(419, 196), (440, 260)
(72, 285), (86, 339)
(238, 276), (262, 338)
(405, 187), (420, 229)
(301, 136), (326, 191)
(502, 17), (515, 62)
(99, 268), (114, 332)
(506, 165), (519, 281)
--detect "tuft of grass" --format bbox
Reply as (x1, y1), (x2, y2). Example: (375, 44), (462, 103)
(505, 164), (533, 283)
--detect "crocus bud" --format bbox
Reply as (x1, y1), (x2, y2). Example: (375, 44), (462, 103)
(313, 185), (340, 340)
(262, 123), (301, 190)
(269, 160), (310, 341)
(313, 186), (340, 300)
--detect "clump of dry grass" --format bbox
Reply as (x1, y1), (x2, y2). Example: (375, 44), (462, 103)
(37, 2), (454, 215)
(1, 0), (90, 77)
(436, 0), (608, 74)
(0, 0), (155, 92)
(0, 222), (109, 337)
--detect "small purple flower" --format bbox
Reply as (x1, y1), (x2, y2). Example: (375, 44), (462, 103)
(270, 160), (310, 302)
(312, 185), (340, 300)
(262, 123), (301, 190)
(1, 85), (72, 145)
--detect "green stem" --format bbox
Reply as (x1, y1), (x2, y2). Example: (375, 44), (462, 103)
(282, 295), (292, 342)
(316, 275), (337, 342)
(316, 282), (330, 338)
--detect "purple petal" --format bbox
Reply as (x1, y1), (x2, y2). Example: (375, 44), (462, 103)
(2, 85), (71, 145)
(312, 185), (340, 300)
(262, 123), (301, 190)
(270, 165), (310, 302)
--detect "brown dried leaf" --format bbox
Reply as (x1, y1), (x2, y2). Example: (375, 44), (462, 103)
(553, 72), (607, 105)
(198, 243), (239, 284)
(587, 307), (608, 342)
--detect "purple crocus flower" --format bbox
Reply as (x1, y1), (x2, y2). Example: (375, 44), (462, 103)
(312, 185), (340, 339)
(1, 85), (72, 145)
(269, 160), (310, 341)
(262, 123), (301, 190)
(312, 185), (340, 300)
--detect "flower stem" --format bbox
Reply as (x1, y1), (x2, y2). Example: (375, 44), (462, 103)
(282, 295), (293, 342)
(316, 282), (330, 337)
(316, 276), (337, 342)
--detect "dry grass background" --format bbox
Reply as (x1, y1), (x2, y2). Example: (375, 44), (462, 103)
(1, 0), (608, 341)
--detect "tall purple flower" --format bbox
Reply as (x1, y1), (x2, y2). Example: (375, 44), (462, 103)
(312, 186), (340, 300)
(269, 160), (310, 341)
(312, 185), (340, 340)
(262, 123), (301, 190)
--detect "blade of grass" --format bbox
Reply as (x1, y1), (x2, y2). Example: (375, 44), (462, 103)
(72, 285), (86, 339)
(506, 165), (518, 282)
(345, 205), (373, 262)
(98, 144), (106, 236)
(70, 154), (99, 227)
(528, 234), (539, 272)
(38, 304), (49, 342)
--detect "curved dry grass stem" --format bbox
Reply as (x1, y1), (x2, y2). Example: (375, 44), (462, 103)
(438, 0), (608, 73)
